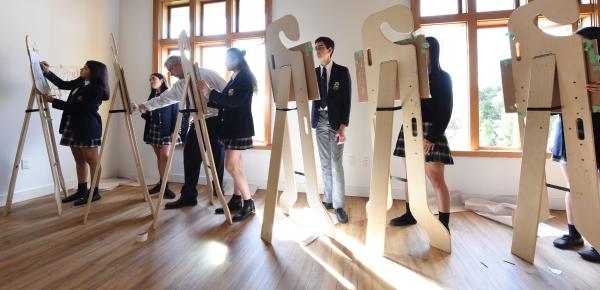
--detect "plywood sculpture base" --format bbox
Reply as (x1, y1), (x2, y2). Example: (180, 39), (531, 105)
(261, 15), (335, 243)
(357, 5), (450, 256)
(4, 36), (67, 216)
(508, 0), (600, 263)
(83, 34), (155, 224)
(151, 31), (233, 229)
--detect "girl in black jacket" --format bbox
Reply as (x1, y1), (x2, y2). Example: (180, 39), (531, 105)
(41, 60), (109, 206)
(198, 48), (256, 222)
(141, 73), (180, 199)
(389, 37), (454, 231)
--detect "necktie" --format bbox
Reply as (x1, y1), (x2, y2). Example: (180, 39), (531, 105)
(319, 67), (328, 109)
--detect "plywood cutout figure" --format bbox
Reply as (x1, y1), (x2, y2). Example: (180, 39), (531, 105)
(4, 36), (67, 216)
(508, 0), (600, 263)
(356, 4), (450, 255)
(261, 15), (336, 243)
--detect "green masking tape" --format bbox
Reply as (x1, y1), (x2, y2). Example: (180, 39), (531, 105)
(45, 116), (52, 122)
(304, 43), (312, 56)
(593, 66), (600, 71)
(422, 42), (430, 49)
(501, 59), (512, 66)
(356, 50), (364, 57)
(593, 105), (600, 111)
(506, 31), (516, 41)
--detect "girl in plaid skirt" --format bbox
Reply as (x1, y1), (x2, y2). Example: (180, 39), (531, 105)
(390, 36), (454, 231)
(41, 60), (109, 206)
(198, 48), (256, 222)
(141, 73), (182, 199)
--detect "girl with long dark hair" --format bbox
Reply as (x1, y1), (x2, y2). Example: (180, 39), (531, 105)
(142, 73), (181, 199)
(41, 60), (109, 206)
(198, 48), (257, 222)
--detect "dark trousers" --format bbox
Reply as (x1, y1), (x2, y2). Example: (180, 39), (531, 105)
(180, 117), (225, 199)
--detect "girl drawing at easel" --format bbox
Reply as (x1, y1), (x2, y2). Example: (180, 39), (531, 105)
(40, 60), (109, 206)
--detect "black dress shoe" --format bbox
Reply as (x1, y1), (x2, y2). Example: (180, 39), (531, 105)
(62, 192), (84, 203)
(578, 248), (600, 263)
(335, 208), (349, 223)
(322, 202), (333, 210)
(73, 192), (101, 206)
(553, 235), (584, 249)
(390, 213), (417, 226)
(148, 183), (161, 194)
(233, 199), (255, 222)
(215, 195), (242, 214)
(165, 197), (197, 209)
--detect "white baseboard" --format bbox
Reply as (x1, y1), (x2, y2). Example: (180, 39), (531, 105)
(0, 178), (78, 206)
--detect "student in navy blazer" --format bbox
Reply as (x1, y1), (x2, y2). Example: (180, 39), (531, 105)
(312, 37), (352, 223)
(41, 60), (109, 206)
(198, 48), (256, 222)
(141, 73), (180, 200)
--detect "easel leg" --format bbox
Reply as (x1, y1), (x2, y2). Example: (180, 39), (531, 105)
(196, 124), (215, 205)
(279, 118), (298, 214)
(4, 88), (36, 216)
(512, 55), (556, 263)
(83, 87), (119, 223)
(36, 95), (62, 215)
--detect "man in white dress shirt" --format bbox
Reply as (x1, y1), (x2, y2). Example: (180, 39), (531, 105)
(133, 55), (226, 209)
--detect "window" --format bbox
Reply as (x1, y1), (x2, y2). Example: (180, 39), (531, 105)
(412, 0), (594, 155)
(154, 0), (272, 148)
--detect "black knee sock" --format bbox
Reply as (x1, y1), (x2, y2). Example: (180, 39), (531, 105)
(405, 203), (414, 218)
(93, 187), (100, 195)
(77, 182), (88, 194)
(439, 212), (450, 231)
(568, 224), (581, 239)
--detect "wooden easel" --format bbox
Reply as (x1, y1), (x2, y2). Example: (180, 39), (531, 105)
(4, 35), (68, 216)
(355, 5), (451, 256)
(151, 31), (232, 229)
(82, 34), (155, 224)
(261, 15), (336, 243)
(508, 0), (600, 263)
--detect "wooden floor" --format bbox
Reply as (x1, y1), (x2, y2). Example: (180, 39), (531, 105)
(1, 184), (599, 290)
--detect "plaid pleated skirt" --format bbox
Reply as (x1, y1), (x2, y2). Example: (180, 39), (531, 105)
(393, 121), (454, 165)
(143, 123), (183, 147)
(219, 137), (253, 150)
(60, 115), (102, 148)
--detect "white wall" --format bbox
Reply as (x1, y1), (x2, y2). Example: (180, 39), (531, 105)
(111, 0), (568, 209)
(0, 0), (121, 204)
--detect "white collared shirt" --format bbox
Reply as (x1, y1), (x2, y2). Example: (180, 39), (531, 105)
(143, 66), (227, 118)
(319, 60), (333, 110)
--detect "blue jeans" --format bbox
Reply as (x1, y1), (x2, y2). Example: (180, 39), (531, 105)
(316, 110), (346, 209)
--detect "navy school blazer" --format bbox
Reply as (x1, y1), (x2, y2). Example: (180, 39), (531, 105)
(208, 68), (255, 139)
(141, 90), (179, 137)
(44, 71), (104, 141)
(311, 62), (352, 130)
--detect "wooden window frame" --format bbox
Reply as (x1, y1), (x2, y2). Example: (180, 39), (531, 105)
(411, 0), (594, 158)
(153, 0), (273, 149)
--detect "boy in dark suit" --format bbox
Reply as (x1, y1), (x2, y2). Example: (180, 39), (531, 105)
(312, 37), (351, 223)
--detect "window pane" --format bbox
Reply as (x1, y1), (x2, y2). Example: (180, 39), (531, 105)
(201, 46), (227, 79)
(420, 0), (459, 17)
(538, 18), (573, 36)
(169, 6), (190, 39)
(202, 2), (226, 36)
(477, 27), (520, 148)
(232, 38), (267, 144)
(420, 24), (470, 150)
(238, 0), (265, 32)
(476, 0), (514, 12)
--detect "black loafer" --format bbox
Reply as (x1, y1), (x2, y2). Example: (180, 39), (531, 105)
(148, 183), (161, 194)
(233, 199), (255, 222)
(335, 208), (348, 224)
(163, 188), (176, 199)
(164, 197), (197, 209)
(62, 192), (84, 203)
(553, 235), (584, 249)
(578, 248), (600, 263)
(73, 193), (101, 206)
(390, 213), (417, 227)
(322, 202), (333, 210)
(215, 195), (243, 214)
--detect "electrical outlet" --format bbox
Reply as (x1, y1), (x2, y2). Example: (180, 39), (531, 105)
(21, 159), (30, 170)
(363, 157), (370, 168)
